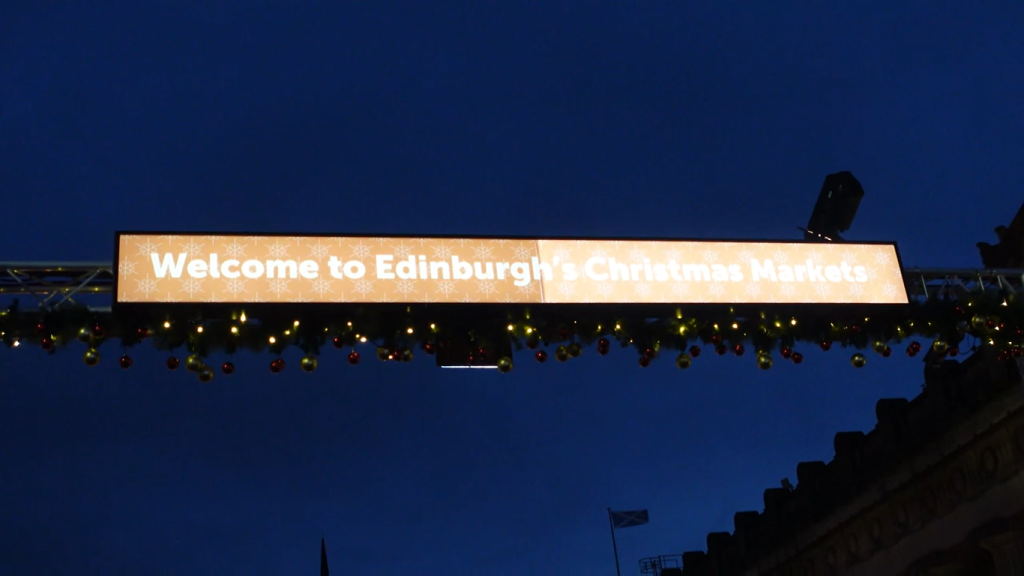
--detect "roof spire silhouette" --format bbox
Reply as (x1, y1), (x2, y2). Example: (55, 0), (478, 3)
(321, 537), (329, 576)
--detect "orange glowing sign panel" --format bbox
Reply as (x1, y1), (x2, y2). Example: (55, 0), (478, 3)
(114, 234), (908, 304)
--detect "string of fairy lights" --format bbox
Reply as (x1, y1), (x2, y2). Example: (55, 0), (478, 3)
(1, 289), (1021, 381)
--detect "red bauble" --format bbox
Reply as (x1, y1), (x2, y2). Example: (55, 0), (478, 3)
(40, 337), (54, 351)
(732, 344), (745, 356)
(791, 352), (804, 364)
(780, 347), (792, 359)
(985, 319), (996, 329)
(597, 342), (610, 356)
(270, 358), (285, 373)
(423, 342), (435, 355)
(526, 338), (539, 350)
(1012, 347), (1022, 358)
(689, 345), (701, 358)
(332, 336), (344, 349)
(820, 341), (832, 351)
(535, 350), (548, 363)
(222, 362), (235, 375)
(997, 350), (1011, 362)
(715, 344), (727, 356)
(477, 347), (488, 359)
(638, 355), (651, 367)
(119, 354), (132, 369)
(92, 324), (106, 339)
(711, 335), (723, 345)
(954, 304), (966, 316)
(881, 346), (892, 358)
(136, 327), (149, 340)
(642, 348), (655, 359)
(559, 327), (572, 339)
(947, 346), (959, 357)
(347, 351), (361, 365)
(36, 322), (48, 335)
(850, 325), (861, 334)
(167, 356), (180, 370)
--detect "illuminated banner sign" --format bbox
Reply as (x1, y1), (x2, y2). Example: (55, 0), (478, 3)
(114, 234), (908, 305)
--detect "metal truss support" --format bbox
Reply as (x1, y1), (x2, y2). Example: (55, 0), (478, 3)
(903, 268), (1024, 302)
(1, 263), (1022, 311)
(0, 262), (114, 311)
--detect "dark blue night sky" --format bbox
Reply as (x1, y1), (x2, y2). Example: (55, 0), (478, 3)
(1, 3), (1022, 574)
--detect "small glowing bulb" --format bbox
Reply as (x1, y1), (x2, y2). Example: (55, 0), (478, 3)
(679, 326), (686, 334)
(507, 324), (514, 331)
(293, 320), (300, 327)
(163, 321), (171, 329)
(615, 323), (621, 331)
(731, 323), (739, 330)
(774, 321), (782, 328)
(13, 339), (20, 347)
(790, 319), (797, 326)
(284, 330), (291, 335)
(713, 323), (719, 330)
(347, 321), (353, 327)
(407, 327), (414, 334)
(240, 312), (247, 323)
(196, 326), (204, 333)
(430, 323), (436, 330)
(268, 336), (276, 344)
(1002, 300), (1008, 307)
(230, 326), (238, 334)
(526, 327), (533, 334)
(359, 336), (367, 343)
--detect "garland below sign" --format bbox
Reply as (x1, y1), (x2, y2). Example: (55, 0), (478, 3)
(114, 233), (908, 305)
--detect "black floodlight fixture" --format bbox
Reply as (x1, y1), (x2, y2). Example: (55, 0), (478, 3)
(800, 171), (865, 242)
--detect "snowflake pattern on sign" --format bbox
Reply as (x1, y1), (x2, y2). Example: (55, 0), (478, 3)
(180, 240), (205, 258)
(180, 278), (203, 297)
(224, 241), (247, 258)
(115, 235), (906, 304)
(307, 241), (330, 261)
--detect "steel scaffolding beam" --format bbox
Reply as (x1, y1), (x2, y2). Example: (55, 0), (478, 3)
(1, 262), (1022, 311)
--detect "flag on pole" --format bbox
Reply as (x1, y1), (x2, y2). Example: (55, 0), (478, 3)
(609, 509), (649, 529)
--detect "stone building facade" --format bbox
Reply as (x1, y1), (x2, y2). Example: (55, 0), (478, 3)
(678, 348), (1024, 576)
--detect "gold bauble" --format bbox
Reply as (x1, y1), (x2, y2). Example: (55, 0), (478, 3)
(851, 353), (867, 368)
(300, 356), (318, 373)
(400, 348), (414, 362)
(83, 348), (100, 366)
(872, 340), (887, 354)
(377, 346), (391, 361)
(77, 328), (92, 344)
(757, 354), (773, 370)
(197, 365), (214, 382)
(555, 345), (569, 362)
(568, 342), (582, 357)
(185, 354), (202, 372)
(931, 339), (948, 355)
(497, 356), (513, 373)
(675, 353), (692, 369)
(970, 315), (988, 331)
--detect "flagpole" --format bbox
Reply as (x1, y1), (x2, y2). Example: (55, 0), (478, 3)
(607, 508), (621, 576)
